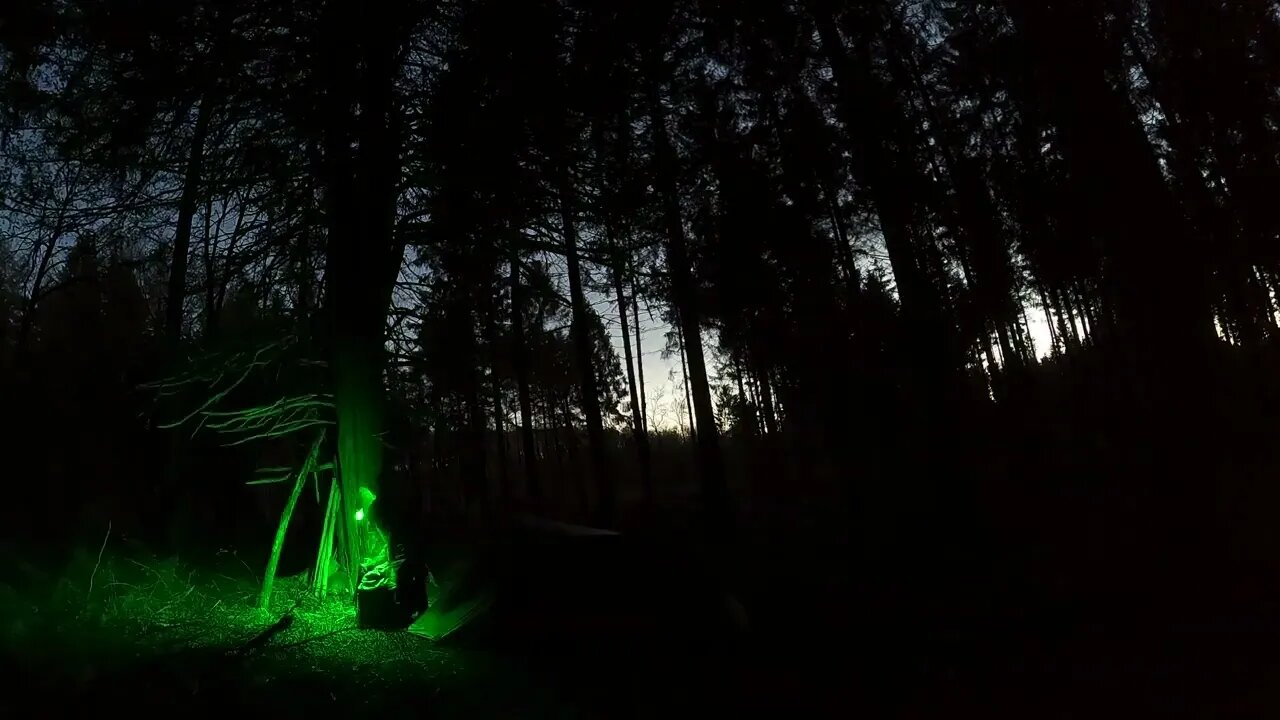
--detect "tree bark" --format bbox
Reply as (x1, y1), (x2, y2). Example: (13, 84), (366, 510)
(1002, 0), (1214, 359)
(610, 237), (653, 504)
(646, 72), (730, 531)
(164, 93), (213, 345)
(1038, 285), (1060, 355)
(557, 160), (615, 527)
(484, 309), (509, 499)
(318, 1), (405, 576)
(462, 342), (488, 515)
(813, 9), (956, 382)
(632, 282), (648, 433)
(510, 253), (541, 500)
(676, 318), (697, 439)
(17, 165), (81, 355)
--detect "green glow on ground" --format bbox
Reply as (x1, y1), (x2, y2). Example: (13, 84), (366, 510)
(2, 545), (774, 715)
(1, 549), (520, 711)
(355, 508), (365, 522)
(410, 588), (495, 641)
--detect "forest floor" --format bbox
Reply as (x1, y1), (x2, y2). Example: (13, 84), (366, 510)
(0, 539), (850, 717)
(0, 545), (527, 715)
(3, 536), (1280, 718)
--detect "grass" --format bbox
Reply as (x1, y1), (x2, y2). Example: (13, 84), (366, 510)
(0, 540), (565, 716)
(0, 534), (858, 717)
(9, 531), (1277, 717)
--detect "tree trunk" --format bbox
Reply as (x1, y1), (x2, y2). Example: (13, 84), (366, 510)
(646, 72), (730, 532)
(557, 161), (615, 527)
(510, 253), (541, 500)
(632, 282), (648, 433)
(1042, 300), (1060, 355)
(484, 309), (509, 499)
(814, 10), (956, 383)
(676, 319), (697, 440)
(746, 371), (766, 435)
(200, 195), (218, 336)
(17, 232), (57, 353)
(319, 3), (404, 579)
(814, 11), (976, 560)
(610, 238), (653, 504)
(164, 93), (214, 345)
(1057, 286), (1078, 344)
(1072, 283), (1095, 343)
(733, 357), (752, 435)
(462, 350), (488, 516)
(758, 370), (778, 436)
(1018, 308), (1035, 361)
(548, 391), (566, 479)
(887, 7), (1022, 373)
(957, 250), (1003, 373)
(1002, 0), (1214, 359)
(17, 166), (81, 355)
(821, 177), (859, 289)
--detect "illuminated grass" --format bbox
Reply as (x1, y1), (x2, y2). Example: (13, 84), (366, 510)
(0, 546), (470, 694)
(0, 542), (759, 716)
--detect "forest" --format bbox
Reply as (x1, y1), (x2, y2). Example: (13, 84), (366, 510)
(2, 0), (1280, 714)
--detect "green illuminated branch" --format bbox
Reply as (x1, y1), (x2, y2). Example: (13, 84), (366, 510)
(248, 462), (335, 486)
(313, 477), (340, 599)
(144, 334), (400, 620)
(144, 337), (299, 429)
(145, 339), (335, 446)
(258, 429), (325, 610)
(246, 474), (292, 486)
(144, 337), (352, 611)
(194, 394), (333, 436)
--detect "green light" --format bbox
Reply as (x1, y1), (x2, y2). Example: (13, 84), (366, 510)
(355, 509), (365, 522)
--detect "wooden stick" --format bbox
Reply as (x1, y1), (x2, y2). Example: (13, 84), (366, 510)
(313, 475), (338, 599)
(258, 429), (325, 610)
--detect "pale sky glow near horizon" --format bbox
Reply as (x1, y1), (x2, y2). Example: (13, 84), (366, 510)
(607, 276), (1048, 433)
(393, 250), (708, 434)
(599, 288), (1059, 435)
(397, 242), (1061, 437)
(587, 287), (704, 434)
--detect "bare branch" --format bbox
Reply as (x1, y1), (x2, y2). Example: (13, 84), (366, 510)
(142, 335), (333, 444)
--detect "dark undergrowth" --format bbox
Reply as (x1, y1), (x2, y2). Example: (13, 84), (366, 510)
(0, 537), (854, 717)
(4, 512), (1280, 717)
(0, 542), (539, 716)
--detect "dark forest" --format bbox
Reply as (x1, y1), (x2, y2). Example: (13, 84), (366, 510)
(2, 1), (1280, 716)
